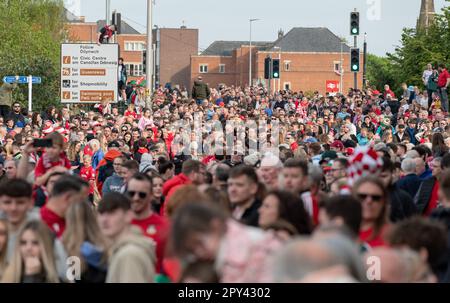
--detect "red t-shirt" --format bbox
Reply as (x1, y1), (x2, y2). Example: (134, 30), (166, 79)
(359, 225), (388, 248)
(131, 213), (170, 273)
(34, 153), (71, 178)
(80, 166), (95, 194)
(40, 206), (66, 238)
(438, 69), (450, 88)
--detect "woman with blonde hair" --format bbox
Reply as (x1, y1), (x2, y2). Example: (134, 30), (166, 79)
(0, 219), (8, 280)
(62, 201), (109, 283)
(2, 220), (60, 283)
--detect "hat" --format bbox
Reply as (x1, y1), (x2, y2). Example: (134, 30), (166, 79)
(260, 152), (282, 168)
(42, 121), (54, 134)
(347, 146), (383, 186)
(304, 137), (318, 144)
(320, 150), (338, 164)
(408, 86), (415, 92)
(244, 152), (261, 167)
(139, 153), (156, 173)
(330, 140), (345, 150)
(108, 141), (120, 148)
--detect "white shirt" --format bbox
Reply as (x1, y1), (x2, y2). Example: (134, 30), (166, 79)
(423, 70), (433, 85)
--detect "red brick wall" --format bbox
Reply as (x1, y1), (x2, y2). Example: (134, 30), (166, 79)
(190, 50), (363, 94)
(191, 56), (236, 89)
(66, 23), (98, 43)
(159, 28), (198, 89)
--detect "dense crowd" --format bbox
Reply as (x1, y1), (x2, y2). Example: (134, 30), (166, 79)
(0, 62), (449, 283)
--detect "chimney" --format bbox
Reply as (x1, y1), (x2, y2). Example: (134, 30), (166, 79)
(278, 29), (284, 39)
(79, 16), (85, 23)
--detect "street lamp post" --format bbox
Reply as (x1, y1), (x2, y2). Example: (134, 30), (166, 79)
(146, 0), (153, 95)
(249, 18), (260, 87)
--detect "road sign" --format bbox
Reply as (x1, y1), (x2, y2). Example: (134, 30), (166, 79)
(3, 76), (41, 84)
(326, 80), (340, 93)
(60, 43), (119, 103)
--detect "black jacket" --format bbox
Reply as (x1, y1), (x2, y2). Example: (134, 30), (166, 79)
(414, 177), (438, 214)
(396, 174), (422, 200)
(430, 208), (450, 282)
(388, 185), (417, 222)
(239, 199), (262, 227)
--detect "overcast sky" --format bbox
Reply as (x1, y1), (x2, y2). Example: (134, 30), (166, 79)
(67, 0), (447, 56)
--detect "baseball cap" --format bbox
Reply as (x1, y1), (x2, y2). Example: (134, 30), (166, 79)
(330, 140), (345, 150)
(108, 141), (120, 148)
(319, 150), (338, 164)
(304, 137), (318, 144)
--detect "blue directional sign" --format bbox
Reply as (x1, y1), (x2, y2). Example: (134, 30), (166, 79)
(3, 76), (42, 84)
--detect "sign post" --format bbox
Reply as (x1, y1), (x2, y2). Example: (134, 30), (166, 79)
(2, 75), (41, 112)
(60, 43), (119, 104)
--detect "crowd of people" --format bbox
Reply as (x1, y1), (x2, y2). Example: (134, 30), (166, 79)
(0, 61), (449, 283)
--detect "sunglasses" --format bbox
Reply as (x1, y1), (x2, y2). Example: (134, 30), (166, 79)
(357, 193), (383, 202)
(127, 191), (148, 199)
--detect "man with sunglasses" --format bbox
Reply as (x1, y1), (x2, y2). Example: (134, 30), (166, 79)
(6, 102), (25, 128)
(127, 173), (169, 274)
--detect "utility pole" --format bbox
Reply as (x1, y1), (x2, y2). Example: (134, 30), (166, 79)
(106, 0), (110, 26)
(249, 19), (259, 87)
(146, 0), (153, 95)
(363, 33), (368, 90)
(340, 40), (344, 94)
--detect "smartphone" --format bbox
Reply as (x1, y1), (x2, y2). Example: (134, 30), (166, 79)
(33, 139), (53, 148)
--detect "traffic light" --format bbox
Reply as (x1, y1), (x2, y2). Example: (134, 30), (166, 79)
(350, 12), (359, 35)
(272, 59), (280, 79)
(112, 11), (122, 34)
(350, 48), (360, 72)
(142, 50), (147, 74)
(264, 57), (272, 79)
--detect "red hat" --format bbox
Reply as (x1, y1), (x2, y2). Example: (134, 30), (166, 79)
(347, 146), (383, 186)
(331, 140), (344, 150)
(346, 147), (355, 156)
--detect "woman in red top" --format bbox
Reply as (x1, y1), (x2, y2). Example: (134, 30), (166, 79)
(353, 176), (390, 248)
(34, 132), (71, 187)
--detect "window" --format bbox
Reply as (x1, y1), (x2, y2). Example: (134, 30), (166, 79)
(124, 42), (146, 51)
(284, 82), (291, 90)
(284, 61), (291, 71)
(200, 64), (208, 73)
(219, 64), (225, 73)
(125, 64), (144, 76)
(334, 61), (342, 73)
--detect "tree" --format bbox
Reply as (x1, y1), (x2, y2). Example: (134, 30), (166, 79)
(367, 1), (449, 96)
(0, 0), (66, 112)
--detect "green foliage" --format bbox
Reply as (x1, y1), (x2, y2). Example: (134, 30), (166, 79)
(0, 0), (66, 112)
(367, 1), (449, 96)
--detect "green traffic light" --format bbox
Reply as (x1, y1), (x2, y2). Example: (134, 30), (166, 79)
(273, 72), (279, 78)
(352, 65), (358, 71)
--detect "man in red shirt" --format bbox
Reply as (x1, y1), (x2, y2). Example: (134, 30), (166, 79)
(40, 175), (89, 237)
(437, 64), (450, 113)
(126, 173), (169, 273)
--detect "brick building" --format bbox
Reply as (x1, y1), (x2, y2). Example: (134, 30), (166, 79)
(65, 11), (198, 88)
(191, 27), (363, 93)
